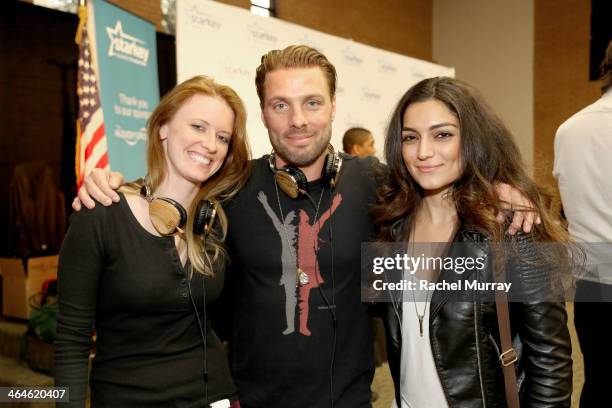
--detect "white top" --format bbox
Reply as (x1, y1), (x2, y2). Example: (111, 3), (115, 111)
(397, 299), (448, 408)
(553, 90), (612, 283)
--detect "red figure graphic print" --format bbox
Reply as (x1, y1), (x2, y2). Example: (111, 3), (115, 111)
(297, 193), (343, 336)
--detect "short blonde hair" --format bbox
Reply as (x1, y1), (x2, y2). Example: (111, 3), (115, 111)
(255, 44), (337, 107)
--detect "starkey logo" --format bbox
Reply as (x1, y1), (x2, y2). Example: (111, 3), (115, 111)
(343, 114), (364, 129)
(223, 65), (251, 78)
(106, 21), (150, 66)
(361, 86), (382, 102)
(378, 59), (398, 74)
(186, 4), (221, 30)
(247, 22), (277, 44)
(297, 35), (322, 53)
(342, 47), (363, 66)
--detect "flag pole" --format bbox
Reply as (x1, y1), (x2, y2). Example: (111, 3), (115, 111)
(75, 0), (87, 187)
(75, 0), (87, 45)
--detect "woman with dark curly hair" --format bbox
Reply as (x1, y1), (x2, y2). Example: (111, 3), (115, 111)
(372, 77), (573, 408)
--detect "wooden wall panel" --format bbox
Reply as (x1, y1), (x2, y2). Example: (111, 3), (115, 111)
(534, 0), (600, 189)
(107, 0), (164, 30)
(111, 0), (432, 60)
(276, 0), (432, 61)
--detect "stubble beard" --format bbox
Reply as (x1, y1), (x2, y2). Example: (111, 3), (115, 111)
(271, 127), (332, 167)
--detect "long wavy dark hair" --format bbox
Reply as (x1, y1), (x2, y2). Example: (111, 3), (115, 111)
(372, 77), (570, 245)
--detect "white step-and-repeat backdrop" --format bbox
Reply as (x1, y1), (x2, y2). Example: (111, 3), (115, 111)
(176, 0), (454, 160)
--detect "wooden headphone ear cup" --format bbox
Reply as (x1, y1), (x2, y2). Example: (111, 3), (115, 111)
(279, 166), (308, 198)
(163, 197), (188, 229)
(275, 172), (300, 199)
(149, 197), (187, 235)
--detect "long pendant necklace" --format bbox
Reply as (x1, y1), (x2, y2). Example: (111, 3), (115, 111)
(409, 273), (431, 337)
(408, 220), (458, 336)
(408, 230), (432, 337)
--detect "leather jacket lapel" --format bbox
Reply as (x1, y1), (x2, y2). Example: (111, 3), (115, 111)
(430, 229), (488, 320)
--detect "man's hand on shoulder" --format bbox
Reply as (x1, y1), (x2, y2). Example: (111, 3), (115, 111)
(72, 169), (125, 211)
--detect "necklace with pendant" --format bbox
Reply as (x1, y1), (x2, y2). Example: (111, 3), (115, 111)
(409, 272), (431, 337)
(407, 231), (432, 337)
(274, 180), (324, 287)
(407, 221), (457, 337)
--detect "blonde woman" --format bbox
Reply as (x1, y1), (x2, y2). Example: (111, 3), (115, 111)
(55, 76), (250, 408)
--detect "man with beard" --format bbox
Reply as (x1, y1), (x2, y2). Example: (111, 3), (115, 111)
(224, 46), (378, 407)
(73, 45), (538, 407)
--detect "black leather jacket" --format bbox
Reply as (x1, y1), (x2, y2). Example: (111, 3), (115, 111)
(384, 227), (572, 407)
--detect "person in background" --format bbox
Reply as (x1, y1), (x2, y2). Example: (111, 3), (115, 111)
(342, 126), (387, 401)
(342, 127), (376, 158)
(554, 39), (612, 407)
(374, 77), (573, 407)
(55, 76), (250, 408)
(72, 45), (540, 408)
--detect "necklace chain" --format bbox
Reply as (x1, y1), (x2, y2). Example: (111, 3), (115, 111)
(409, 271), (431, 337)
(407, 221), (458, 337)
(274, 179), (325, 287)
(408, 229), (432, 337)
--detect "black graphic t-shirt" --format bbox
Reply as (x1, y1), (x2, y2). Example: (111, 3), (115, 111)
(223, 154), (379, 408)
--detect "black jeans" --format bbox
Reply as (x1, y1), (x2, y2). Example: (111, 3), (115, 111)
(574, 279), (612, 407)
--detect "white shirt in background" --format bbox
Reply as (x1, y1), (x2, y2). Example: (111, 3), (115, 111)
(553, 90), (612, 284)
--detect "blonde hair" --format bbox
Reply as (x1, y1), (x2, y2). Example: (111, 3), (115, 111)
(122, 75), (251, 276)
(255, 44), (337, 107)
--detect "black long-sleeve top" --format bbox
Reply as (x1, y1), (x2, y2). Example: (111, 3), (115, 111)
(54, 193), (236, 407)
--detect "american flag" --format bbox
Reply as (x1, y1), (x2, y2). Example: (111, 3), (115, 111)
(75, 6), (109, 188)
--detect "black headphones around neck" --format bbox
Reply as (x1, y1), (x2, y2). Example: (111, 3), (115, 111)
(268, 144), (343, 199)
(140, 183), (217, 236)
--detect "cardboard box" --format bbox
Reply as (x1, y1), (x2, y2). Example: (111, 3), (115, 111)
(0, 256), (58, 319)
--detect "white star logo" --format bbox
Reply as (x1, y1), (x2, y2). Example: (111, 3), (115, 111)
(106, 21), (142, 55)
(105, 20), (149, 65)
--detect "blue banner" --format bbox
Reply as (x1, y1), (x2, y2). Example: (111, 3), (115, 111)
(92, 0), (159, 180)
